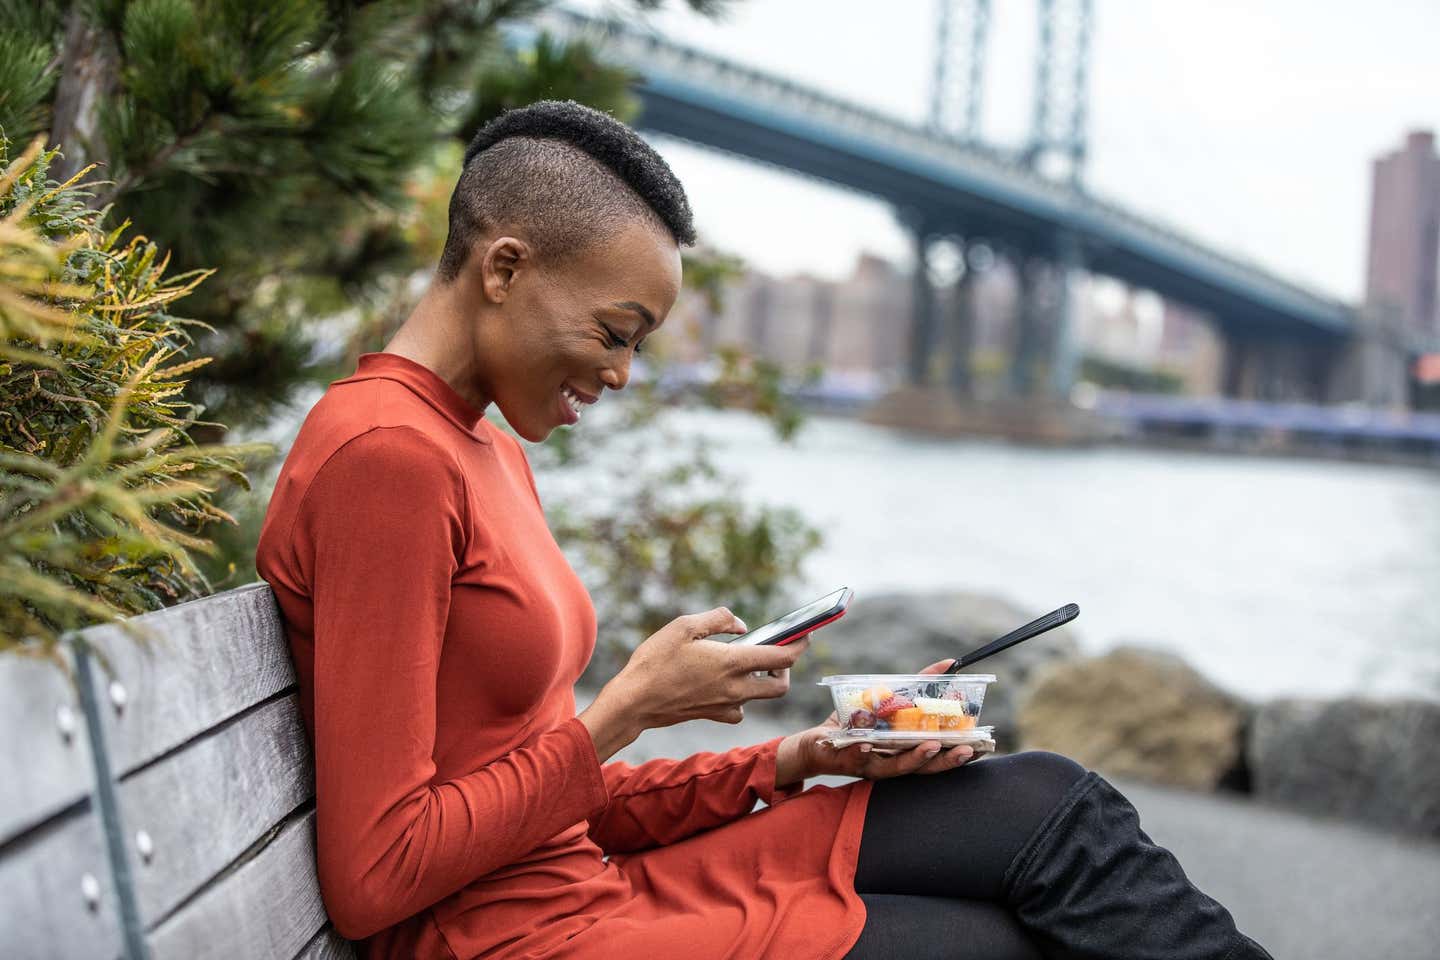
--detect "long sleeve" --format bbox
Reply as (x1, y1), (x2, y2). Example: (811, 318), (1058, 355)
(587, 735), (806, 855)
(295, 426), (610, 940)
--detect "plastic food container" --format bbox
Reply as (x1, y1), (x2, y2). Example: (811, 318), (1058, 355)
(819, 674), (996, 743)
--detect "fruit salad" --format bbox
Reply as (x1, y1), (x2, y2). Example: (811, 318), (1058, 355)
(821, 674), (995, 742)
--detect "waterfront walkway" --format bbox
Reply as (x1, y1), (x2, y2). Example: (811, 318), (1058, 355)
(613, 713), (1440, 959)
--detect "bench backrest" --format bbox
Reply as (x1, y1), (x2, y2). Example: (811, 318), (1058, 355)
(0, 582), (356, 960)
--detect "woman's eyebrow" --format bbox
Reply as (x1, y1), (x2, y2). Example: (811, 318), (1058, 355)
(612, 300), (656, 331)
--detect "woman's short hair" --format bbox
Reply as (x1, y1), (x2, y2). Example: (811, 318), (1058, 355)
(437, 100), (696, 281)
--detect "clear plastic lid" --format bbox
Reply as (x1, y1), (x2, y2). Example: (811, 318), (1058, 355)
(819, 674), (996, 684)
(822, 726), (997, 750)
(838, 725), (994, 739)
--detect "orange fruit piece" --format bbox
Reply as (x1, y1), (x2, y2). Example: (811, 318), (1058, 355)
(889, 707), (925, 731)
(940, 715), (978, 731)
(861, 686), (895, 711)
(922, 715), (942, 732)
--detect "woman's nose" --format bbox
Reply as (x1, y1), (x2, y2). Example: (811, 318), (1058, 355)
(600, 356), (629, 391)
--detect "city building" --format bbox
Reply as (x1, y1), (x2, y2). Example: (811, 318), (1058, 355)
(1365, 130), (1440, 336)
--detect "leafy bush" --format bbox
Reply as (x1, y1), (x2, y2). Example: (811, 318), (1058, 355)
(0, 135), (268, 672)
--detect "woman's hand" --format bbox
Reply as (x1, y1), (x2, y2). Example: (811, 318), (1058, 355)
(774, 658), (978, 787)
(580, 607), (809, 761)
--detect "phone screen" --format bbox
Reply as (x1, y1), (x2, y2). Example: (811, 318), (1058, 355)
(730, 587), (851, 646)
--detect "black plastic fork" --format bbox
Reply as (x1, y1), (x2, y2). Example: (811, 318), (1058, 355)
(943, 602), (1080, 674)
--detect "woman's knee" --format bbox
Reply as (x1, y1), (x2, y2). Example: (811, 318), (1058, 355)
(968, 750), (1088, 822)
(1000, 750), (1087, 791)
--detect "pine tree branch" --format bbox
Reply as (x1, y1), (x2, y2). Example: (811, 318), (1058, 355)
(94, 114), (224, 209)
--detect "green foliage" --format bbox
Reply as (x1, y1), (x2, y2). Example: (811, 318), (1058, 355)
(1080, 353), (1185, 394)
(0, 136), (269, 669)
(461, 31), (639, 135)
(0, 2), (62, 146)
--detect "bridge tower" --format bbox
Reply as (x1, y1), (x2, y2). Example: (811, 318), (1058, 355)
(1009, 0), (1093, 401)
(1025, 0), (1093, 188)
(908, 1), (993, 393)
(929, 0), (991, 143)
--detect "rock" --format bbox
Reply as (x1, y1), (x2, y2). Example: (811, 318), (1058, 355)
(1015, 646), (1247, 791)
(1249, 698), (1440, 838)
(750, 589), (1080, 730)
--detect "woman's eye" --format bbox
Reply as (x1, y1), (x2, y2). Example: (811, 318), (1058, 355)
(604, 325), (641, 353)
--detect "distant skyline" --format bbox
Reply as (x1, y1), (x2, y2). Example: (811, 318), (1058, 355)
(573, 0), (1440, 302)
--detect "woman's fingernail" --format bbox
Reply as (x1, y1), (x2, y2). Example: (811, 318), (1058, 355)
(925, 747), (940, 758)
(860, 744), (872, 753)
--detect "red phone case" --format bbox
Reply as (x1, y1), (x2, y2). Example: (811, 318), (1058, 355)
(773, 606), (844, 644)
(771, 591), (852, 645)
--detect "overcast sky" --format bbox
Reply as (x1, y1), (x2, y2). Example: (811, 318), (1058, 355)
(572, 0), (1439, 301)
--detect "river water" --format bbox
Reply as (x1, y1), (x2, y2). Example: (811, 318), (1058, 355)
(566, 407), (1440, 703)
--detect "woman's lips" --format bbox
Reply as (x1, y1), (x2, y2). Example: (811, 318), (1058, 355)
(557, 385), (580, 425)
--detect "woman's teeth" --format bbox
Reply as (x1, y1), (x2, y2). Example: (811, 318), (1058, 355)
(562, 386), (583, 418)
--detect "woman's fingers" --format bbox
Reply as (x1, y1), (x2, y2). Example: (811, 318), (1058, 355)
(859, 740), (945, 777)
(742, 667), (792, 700)
(917, 658), (957, 675)
(914, 744), (975, 774)
(730, 634), (810, 674)
(686, 606), (748, 639)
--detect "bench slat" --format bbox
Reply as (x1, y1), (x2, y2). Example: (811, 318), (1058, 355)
(118, 694), (315, 927)
(79, 582), (297, 778)
(0, 805), (125, 959)
(293, 925), (359, 960)
(147, 808), (330, 960)
(0, 646), (96, 843)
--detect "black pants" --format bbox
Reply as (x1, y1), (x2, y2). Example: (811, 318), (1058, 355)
(844, 752), (1272, 960)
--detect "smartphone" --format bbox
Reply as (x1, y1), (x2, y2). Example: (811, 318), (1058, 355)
(728, 587), (854, 646)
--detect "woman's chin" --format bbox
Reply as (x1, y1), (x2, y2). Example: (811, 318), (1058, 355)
(513, 420), (552, 443)
(518, 409), (568, 443)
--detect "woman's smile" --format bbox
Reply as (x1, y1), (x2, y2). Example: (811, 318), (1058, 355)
(559, 381), (598, 424)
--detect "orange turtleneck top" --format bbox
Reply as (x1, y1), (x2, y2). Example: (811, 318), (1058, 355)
(255, 352), (873, 960)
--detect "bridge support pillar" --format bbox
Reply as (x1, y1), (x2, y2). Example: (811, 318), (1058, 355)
(1324, 305), (1412, 407)
(946, 244), (979, 399)
(1222, 332), (1355, 403)
(1220, 336), (1254, 399)
(907, 225), (941, 386)
(1048, 230), (1083, 400)
(1010, 253), (1048, 397)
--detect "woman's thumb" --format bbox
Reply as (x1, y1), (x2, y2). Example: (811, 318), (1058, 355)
(701, 606), (747, 636)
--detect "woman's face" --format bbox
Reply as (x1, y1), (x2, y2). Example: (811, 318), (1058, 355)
(475, 220), (682, 442)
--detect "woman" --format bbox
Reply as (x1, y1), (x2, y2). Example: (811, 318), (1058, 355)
(256, 101), (1271, 960)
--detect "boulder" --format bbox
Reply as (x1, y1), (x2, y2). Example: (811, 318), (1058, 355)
(1249, 698), (1440, 838)
(1015, 646), (1248, 791)
(753, 589), (1080, 730)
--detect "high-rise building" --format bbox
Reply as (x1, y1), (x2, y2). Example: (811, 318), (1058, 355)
(1365, 130), (1440, 336)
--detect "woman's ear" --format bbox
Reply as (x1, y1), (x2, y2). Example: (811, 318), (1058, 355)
(480, 236), (531, 303)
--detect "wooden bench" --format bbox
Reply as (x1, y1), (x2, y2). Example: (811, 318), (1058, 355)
(0, 582), (356, 960)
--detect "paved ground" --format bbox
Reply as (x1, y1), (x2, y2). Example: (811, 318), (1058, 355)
(609, 711), (1440, 960)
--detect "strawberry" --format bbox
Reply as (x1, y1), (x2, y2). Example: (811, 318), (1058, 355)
(874, 694), (915, 720)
